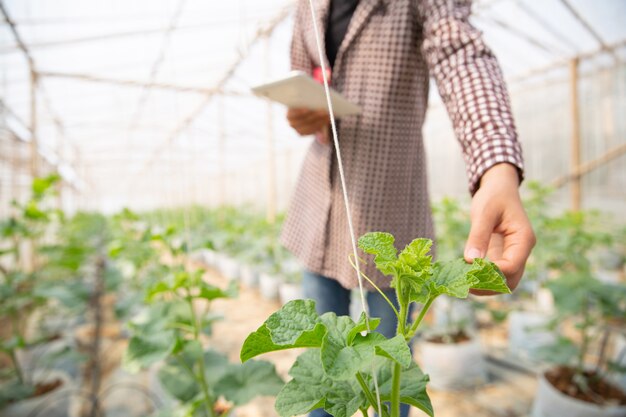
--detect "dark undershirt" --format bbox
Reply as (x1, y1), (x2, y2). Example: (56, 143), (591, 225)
(325, 0), (360, 68)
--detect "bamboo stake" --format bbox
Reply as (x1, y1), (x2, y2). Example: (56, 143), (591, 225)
(551, 142), (626, 189)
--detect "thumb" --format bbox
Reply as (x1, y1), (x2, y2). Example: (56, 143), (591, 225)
(464, 210), (497, 263)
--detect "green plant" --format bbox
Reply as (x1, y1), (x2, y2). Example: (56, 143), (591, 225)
(0, 174), (64, 407)
(123, 228), (283, 417)
(431, 197), (470, 262)
(538, 272), (626, 403)
(240, 232), (510, 417)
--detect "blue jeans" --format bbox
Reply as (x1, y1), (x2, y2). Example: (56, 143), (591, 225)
(303, 270), (411, 417)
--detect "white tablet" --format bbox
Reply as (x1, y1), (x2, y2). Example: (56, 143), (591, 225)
(251, 71), (361, 117)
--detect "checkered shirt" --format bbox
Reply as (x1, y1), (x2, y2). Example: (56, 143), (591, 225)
(281, 0), (524, 289)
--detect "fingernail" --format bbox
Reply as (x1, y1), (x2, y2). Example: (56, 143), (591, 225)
(466, 248), (481, 260)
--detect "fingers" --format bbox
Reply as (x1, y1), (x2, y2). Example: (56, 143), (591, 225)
(464, 205), (499, 264)
(492, 225), (536, 291)
(286, 108), (330, 136)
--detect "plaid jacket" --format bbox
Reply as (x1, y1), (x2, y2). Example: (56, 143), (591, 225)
(281, 0), (524, 289)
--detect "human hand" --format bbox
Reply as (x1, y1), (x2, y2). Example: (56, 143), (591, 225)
(286, 108), (330, 137)
(464, 163), (536, 295)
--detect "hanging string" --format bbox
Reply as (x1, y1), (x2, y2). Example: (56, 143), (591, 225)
(306, 0), (384, 414)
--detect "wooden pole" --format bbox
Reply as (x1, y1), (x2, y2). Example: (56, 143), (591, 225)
(551, 142), (626, 189)
(265, 36), (277, 224)
(569, 58), (581, 211)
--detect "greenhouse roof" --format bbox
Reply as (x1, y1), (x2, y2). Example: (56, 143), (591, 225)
(1, 0), (625, 209)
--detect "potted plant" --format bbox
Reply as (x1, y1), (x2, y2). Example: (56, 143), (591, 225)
(0, 174), (74, 416)
(508, 187), (615, 360)
(532, 272), (626, 416)
(419, 296), (487, 390)
(240, 231), (510, 417)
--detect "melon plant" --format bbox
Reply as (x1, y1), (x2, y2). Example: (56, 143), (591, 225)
(123, 227), (283, 417)
(241, 232), (511, 417)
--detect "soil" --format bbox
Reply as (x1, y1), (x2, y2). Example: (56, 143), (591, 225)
(32, 379), (63, 398)
(427, 329), (471, 344)
(546, 366), (626, 406)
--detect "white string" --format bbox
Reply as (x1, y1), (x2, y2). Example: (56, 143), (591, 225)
(306, 1), (384, 415)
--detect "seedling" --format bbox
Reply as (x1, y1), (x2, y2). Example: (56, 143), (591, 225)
(241, 232), (510, 417)
(123, 227), (283, 417)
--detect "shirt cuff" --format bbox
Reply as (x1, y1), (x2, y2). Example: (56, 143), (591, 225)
(467, 136), (524, 195)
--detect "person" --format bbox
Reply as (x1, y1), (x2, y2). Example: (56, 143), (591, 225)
(281, 1), (536, 415)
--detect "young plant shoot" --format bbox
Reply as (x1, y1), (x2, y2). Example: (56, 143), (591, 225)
(240, 232), (511, 417)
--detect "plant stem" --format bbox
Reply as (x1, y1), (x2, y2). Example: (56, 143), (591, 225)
(595, 327), (610, 374)
(360, 408), (369, 417)
(356, 372), (389, 417)
(186, 293), (217, 417)
(349, 255), (399, 318)
(396, 280), (406, 335)
(577, 300), (590, 375)
(9, 349), (24, 385)
(196, 353), (217, 417)
(10, 310), (26, 385)
(390, 362), (401, 417)
(407, 297), (436, 340)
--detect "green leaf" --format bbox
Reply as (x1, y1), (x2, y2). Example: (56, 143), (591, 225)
(158, 359), (199, 402)
(535, 337), (578, 366)
(0, 380), (35, 408)
(241, 321), (326, 362)
(347, 312), (380, 346)
(123, 330), (176, 372)
(275, 350), (365, 417)
(428, 259), (477, 298)
(376, 361), (433, 417)
(145, 281), (171, 301)
(371, 334), (412, 369)
(358, 232), (399, 276)
(202, 349), (232, 386)
(215, 360), (284, 405)
(398, 238), (433, 276)
(197, 280), (237, 301)
(240, 300), (326, 362)
(320, 314), (412, 380)
(266, 299), (320, 344)
(320, 314), (363, 380)
(467, 258), (511, 293)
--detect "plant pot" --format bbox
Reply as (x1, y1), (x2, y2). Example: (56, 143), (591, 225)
(432, 297), (476, 330)
(201, 249), (216, 267)
(259, 273), (280, 301)
(419, 334), (487, 390)
(532, 369), (626, 417)
(535, 288), (555, 313)
(216, 255), (240, 281)
(239, 265), (259, 288)
(0, 370), (72, 417)
(279, 282), (303, 305)
(596, 269), (622, 284)
(508, 310), (555, 360)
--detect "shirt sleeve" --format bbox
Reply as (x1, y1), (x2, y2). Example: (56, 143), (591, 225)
(291, 0), (315, 74)
(416, 0), (524, 195)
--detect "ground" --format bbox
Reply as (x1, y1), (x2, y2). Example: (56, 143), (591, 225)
(44, 264), (538, 417)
